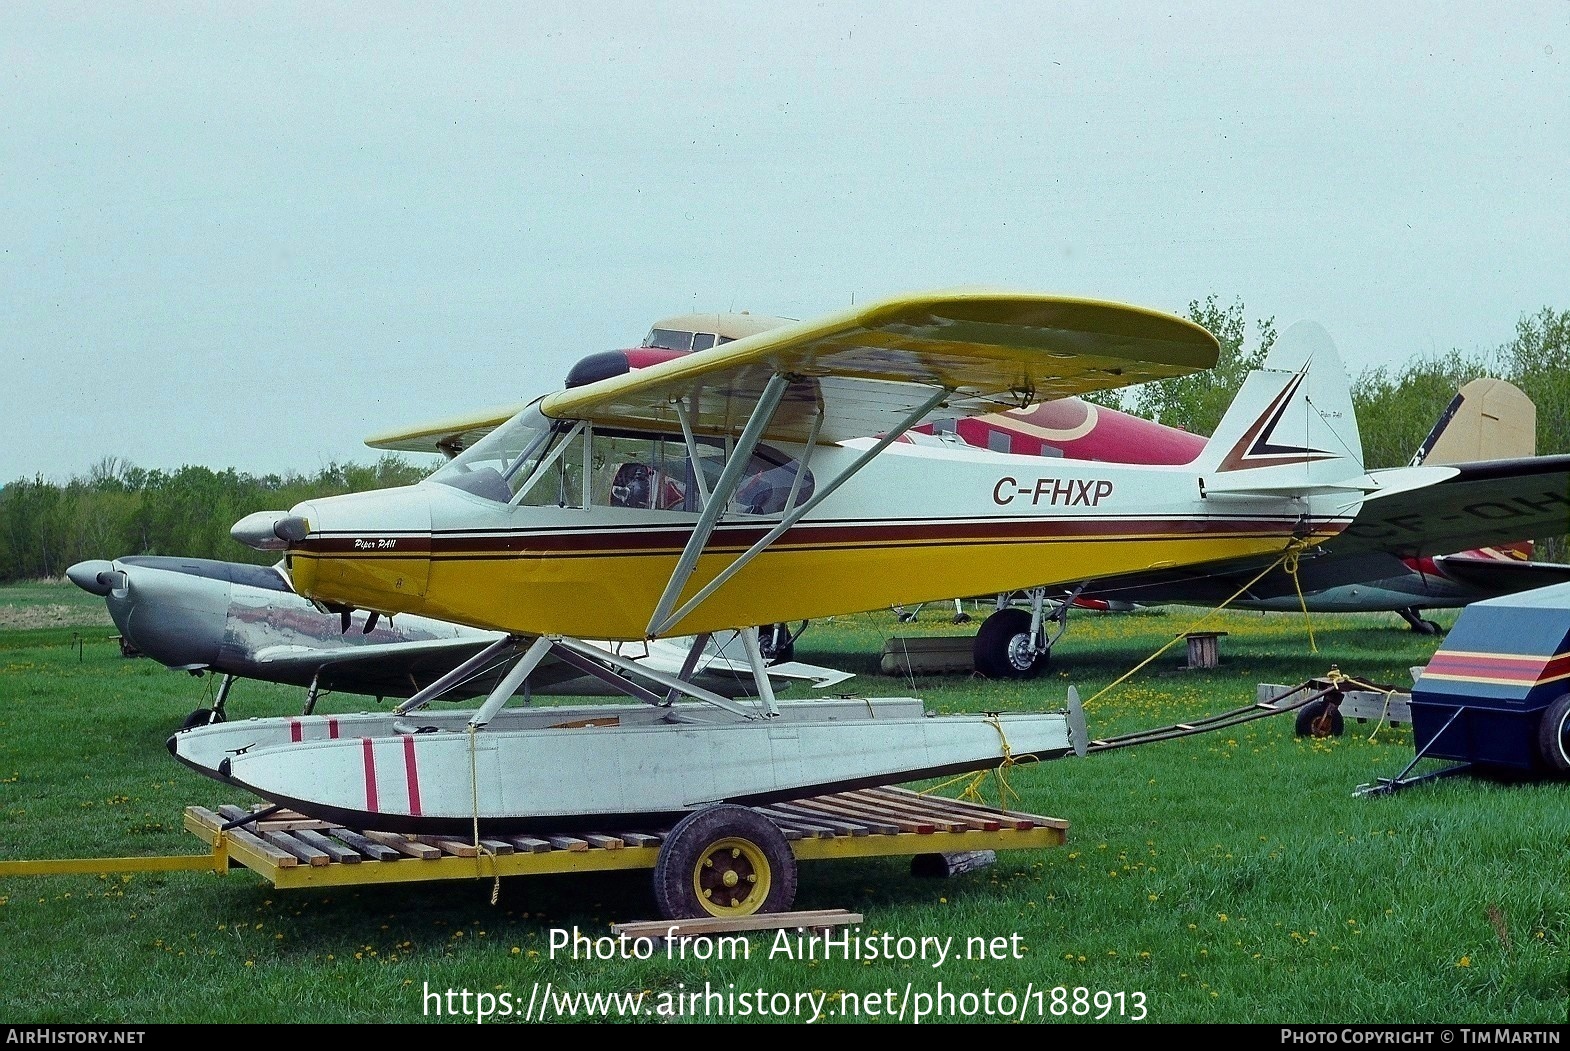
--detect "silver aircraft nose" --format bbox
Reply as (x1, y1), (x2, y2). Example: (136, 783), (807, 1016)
(104, 563), (228, 670)
(66, 560), (125, 597)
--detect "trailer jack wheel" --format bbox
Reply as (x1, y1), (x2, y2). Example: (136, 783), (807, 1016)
(653, 805), (798, 919)
(1536, 694), (1570, 774)
(1295, 698), (1344, 738)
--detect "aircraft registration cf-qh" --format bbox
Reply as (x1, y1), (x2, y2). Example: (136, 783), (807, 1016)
(173, 289), (1437, 848)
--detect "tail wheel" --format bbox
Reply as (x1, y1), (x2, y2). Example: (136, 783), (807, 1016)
(1536, 694), (1570, 774)
(1294, 698), (1345, 738)
(653, 805), (798, 919)
(973, 607), (1048, 679)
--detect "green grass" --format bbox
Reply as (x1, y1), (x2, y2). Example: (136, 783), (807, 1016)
(0, 583), (1566, 1024)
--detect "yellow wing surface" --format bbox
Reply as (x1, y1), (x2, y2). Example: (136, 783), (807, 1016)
(539, 290), (1219, 444)
(364, 401), (531, 456)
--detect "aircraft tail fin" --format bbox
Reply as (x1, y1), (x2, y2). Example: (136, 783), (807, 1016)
(1410, 377), (1536, 467)
(1193, 321), (1367, 497)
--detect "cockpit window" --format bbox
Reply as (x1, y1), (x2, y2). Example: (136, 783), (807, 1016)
(429, 405), (560, 503)
(643, 328), (694, 351)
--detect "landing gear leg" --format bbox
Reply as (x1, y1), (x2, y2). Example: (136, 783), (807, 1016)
(182, 673), (234, 730)
(1397, 607), (1443, 636)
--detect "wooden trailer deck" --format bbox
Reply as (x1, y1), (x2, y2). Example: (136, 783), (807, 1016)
(182, 786), (1069, 890)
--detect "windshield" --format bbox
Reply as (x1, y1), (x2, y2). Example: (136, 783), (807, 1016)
(429, 404), (561, 503)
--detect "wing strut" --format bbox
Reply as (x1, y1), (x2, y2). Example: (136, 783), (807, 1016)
(648, 385), (954, 638)
(393, 634), (521, 716)
(645, 374), (792, 636)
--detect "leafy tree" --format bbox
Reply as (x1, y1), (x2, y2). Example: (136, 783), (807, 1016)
(1093, 295), (1277, 438)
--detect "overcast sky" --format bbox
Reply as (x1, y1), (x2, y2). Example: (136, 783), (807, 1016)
(3, 2), (1566, 483)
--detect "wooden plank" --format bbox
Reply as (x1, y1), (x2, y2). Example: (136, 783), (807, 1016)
(612, 909), (863, 941)
(217, 824), (299, 868)
(260, 830), (332, 867)
(781, 797), (904, 835)
(889, 791), (1036, 831)
(546, 835), (591, 852)
(619, 832), (662, 848)
(583, 834), (626, 851)
(830, 793), (941, 833)
(503, 836), (553, 854)
(295, 829), (363, 864)
(861, 786), (1055, 828)
(750, 807), (836, 838)
(329, 828), (402, 862)
(479, 839), (517, 856)
(362, 830), (443, 860)
(767, 802), (872, 836)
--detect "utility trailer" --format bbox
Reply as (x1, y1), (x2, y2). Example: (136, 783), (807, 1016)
(1357, 583), (1570, 795)
(176, 786), (1065, 919)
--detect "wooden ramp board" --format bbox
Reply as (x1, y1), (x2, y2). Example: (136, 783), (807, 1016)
(181, 786), (1066, 890)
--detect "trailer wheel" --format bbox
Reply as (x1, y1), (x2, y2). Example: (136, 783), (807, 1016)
(973, 607), (1048, 679)
(1536, 694), (1570, 774)
(653, 805), (798, 919)
(1295, 698), (1344, 738)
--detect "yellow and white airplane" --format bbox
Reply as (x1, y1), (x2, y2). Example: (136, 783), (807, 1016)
(174, 290), (1384, 871)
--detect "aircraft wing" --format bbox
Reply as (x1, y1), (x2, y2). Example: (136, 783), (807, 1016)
(1333, 455), (1570, 560)
(248, 635), (584, 698)
(538, 290), (1220, 444)
(365, 401), (532, 456)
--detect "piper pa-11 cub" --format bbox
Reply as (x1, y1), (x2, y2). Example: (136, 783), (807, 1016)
(175, 290), (1385, 853)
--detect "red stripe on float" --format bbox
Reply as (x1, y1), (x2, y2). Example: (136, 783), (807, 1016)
(290, 719), (302, 743)
(403, 735), (422, 817)
(361, 738), (379, 812)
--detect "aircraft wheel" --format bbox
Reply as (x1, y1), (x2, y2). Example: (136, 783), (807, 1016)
(973, 607), (1048, 680)
(1535, 694), (1570, 774)
(181, 708), (223, 730)
(1294, 698), (1344, 738)
(653, 805), (798, 920)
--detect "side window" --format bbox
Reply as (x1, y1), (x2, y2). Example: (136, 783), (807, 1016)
(515, 426), (589, 508)
(590, 433), (702, 512)
(690, 332), (717, 351)
(729, 445), (815, 516)
(570, 431), (816, 517)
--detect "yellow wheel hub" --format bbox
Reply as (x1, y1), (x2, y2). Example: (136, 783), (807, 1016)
(692, 837), (771, 916)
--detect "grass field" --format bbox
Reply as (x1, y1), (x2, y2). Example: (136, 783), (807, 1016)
(0, 582), (1565, 1024)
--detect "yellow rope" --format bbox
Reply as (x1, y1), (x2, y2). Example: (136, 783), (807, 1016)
(1283, 547), (1318, 653)
(1366, 687), (1396, 743)
(467, 725), (501, 905)
(1084, 538), (1313, 708)
(921, 714), (1029, 808)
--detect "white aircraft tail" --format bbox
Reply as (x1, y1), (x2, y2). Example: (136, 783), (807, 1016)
(1193, 321), (1367, 497)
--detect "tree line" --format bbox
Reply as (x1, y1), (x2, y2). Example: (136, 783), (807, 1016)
(0, 458), (430, 582)
(3, 300), (1567, 583)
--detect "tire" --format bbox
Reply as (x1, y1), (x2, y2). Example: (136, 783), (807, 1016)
(1294, 698), (1345, 738)
(1535, 693), (1570, 774)
(653, 805), (798, 919)
(181, 708), (222, 730)
(972, 607), (1048, 680)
